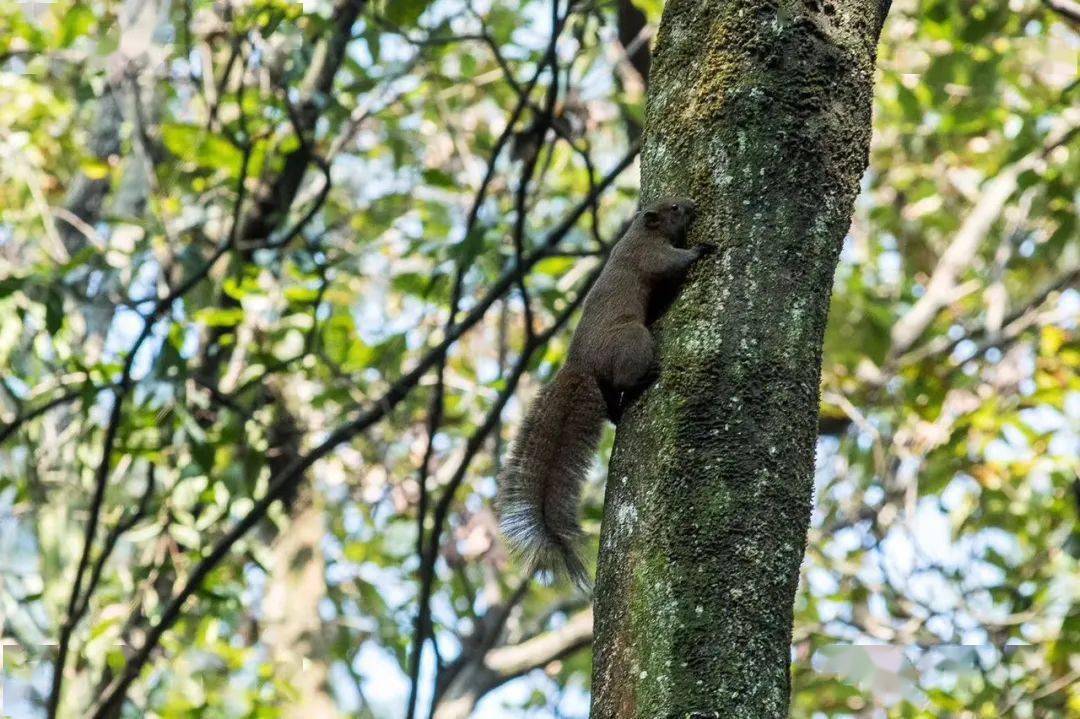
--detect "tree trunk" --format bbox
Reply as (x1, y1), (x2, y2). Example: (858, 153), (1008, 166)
(591, 2), (890, 718)
(262, 496), (340, 719)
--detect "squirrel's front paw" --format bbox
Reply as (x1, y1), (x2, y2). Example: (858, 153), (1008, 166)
(695, 243), (716, 258)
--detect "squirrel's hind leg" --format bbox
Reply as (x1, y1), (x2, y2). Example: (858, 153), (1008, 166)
(608, 323), (656, 390)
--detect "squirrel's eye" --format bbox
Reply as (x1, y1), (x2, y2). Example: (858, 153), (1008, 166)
(671, 204), (678, 211)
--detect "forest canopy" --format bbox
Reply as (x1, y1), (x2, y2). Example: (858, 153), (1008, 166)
(0, 0), (1077, 717)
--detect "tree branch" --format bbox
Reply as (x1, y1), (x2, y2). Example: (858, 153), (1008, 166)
(405, 14), (575, 711)
(1045, 0), (1080, 26)
(0, 386), (100, 446)
(46, 234), (236, 719)
(484, 607), (593, 679)
(897, 266), (1080, 367)
(430, 607), (593, 719)
(889, 121), (1079, 357)
(48, 137), (253, 718)
(84, 145), (633, 717)
(407, 261), (601, 719)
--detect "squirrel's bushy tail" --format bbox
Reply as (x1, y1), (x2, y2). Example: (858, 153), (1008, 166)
(498, 364), (606, 588)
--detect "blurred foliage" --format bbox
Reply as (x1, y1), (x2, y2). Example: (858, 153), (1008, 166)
(0, 0), (1076, 717)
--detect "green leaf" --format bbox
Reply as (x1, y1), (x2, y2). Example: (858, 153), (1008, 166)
(58, 4), (95, 47)
(190, 439), (214, 473)
(343, 541), (368, 564)
(79, 159), (110, 180)
(383, 0), (433, 27)
(0, 276), (23, 299)
(222, 274), (262, 300)
(160, 123), (245, 177)
(448, 226), (485, 266)
(321, 313), (358, 366)
(631, 0), (664, 23)
(105, 647), (127, 673)
(392, 271), (445, 299)
(45, 287), (63, 335)
(422, 168), (455, 188)
(284, 286), (320, 303)
(194, 307), (245, 327)
(534, 256), (575, 277)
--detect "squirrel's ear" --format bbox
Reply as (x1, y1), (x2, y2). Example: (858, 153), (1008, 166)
(642, 210), (660, 228)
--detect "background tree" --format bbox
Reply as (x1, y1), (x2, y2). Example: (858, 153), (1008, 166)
(0, 1), (1076, 718)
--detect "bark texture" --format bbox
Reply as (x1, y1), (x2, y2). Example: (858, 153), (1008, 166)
(262, 497), (339, 719)
(591, 2), (889, 718)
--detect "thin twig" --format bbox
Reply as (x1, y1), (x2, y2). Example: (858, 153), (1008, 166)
(71, 464), (157, 622)
(0, 387), (98, 446)
(408, 260), (599, 719)
(86, 145), (635, 719)
(47, 140), (253, 719)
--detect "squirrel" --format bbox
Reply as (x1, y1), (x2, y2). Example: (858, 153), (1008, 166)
(498, 197), (708, 587)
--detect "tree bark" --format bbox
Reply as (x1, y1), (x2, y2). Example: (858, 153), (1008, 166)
(262, 496), (340, 719)
(591, 2), (889, 718)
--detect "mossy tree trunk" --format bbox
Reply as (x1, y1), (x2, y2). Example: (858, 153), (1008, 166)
(591, 2), (890, 717)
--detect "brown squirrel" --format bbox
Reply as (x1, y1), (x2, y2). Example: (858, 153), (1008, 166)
(498, 198), (708, 587)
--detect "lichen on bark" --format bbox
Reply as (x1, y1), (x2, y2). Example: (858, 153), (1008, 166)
(590, 2), (890, 718)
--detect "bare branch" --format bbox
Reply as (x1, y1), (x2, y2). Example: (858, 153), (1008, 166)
(431, 607), (593, 719)
(897, 266), (1080, 367)
(48, 137), (253, 718)
(46, 235), (236, 719)
(0, 386), (100, 446)
(405, 16), (574, 711)
(484, 607), (593, 678)
(407, 259), (601, 719)
(889, 121), (1079, 357)
(71, 464), (156, 622)
(85, 143), (634, 717)
(1045, 0), (1080, 26)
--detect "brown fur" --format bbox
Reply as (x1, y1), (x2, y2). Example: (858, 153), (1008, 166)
(499, 198), (707, 587)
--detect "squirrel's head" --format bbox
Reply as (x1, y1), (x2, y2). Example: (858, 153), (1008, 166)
(638, 197), (697, 240)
